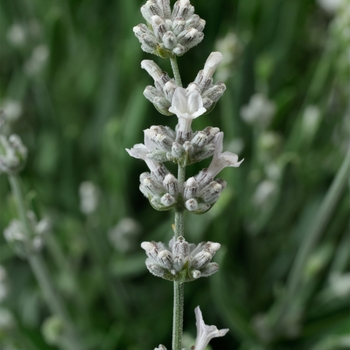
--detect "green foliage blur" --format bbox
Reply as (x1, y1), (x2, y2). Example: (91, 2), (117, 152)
(0, 0), (349, 349)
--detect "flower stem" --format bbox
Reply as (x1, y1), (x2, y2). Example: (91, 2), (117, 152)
(172, 164), (186, 350)
(8, 175), (84, 350)
(170, 54), (185, 350)
(172, 281), (185, 350)
(170, 56), (183, 87)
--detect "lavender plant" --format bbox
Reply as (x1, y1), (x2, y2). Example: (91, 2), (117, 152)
(128, 1), (243, 349)
(0, 115), (84, 350)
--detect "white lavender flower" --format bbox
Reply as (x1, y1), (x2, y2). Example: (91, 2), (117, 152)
(0, 307), (15, 331)
(108, 218), (141, 253)
(134, 0), (205, 58)
(24, 45), (49, 76)
(191, 51), (227, 112)
(301, 105), (321, 140)
(141, 236), (220, 282)
(195, 132), (243, 187)
(215, 32), (243, 82)
(0, 99), (23, 122)
(79, 181), (100, 215)
(6, 23), (26, 47)
(169, 87), (206, 142)
(3, 212), (51, 256)
(0, 134), (27, 175)
(317, 0), (345, 14)
(0, 265), (8, 302)
(253, 180), (277, 207)
(154, 345), (167, 350)
(240, 93), (276, 129)
(193, 306), (229, 350)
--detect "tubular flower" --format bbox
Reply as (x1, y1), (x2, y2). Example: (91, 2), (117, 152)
(169, 87), (206, 142)
(195, 132), (244, 186)
(193, 306), (229, 350)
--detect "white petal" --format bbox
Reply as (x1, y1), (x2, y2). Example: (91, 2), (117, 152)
(203, 52), (223, 78)
(141, 60), (163, 81)
(125, 144), (148, 160)
(169, 87), (188, 116)
(187, 90), (204, 116)
(194, 306), (229, 350)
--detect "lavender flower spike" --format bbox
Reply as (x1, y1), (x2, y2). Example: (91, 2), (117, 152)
(193, 306), (229, 350)
(169, 87), (206, 141)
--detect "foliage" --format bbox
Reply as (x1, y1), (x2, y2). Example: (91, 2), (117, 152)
(0, 0), (349, 349)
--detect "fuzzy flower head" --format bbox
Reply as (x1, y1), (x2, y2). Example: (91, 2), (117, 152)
(0, 134), (27, 175)
(169, 87), (206, 142)
(133, 0), (205, 58)
(193, 306), (229, 350)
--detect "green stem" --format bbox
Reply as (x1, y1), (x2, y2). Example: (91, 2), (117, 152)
(170, 54), (185, 350)
(8, 175), (83, 350)
(172, 165), (186, 350)
(272, 149), (350, 329)
(172, 281), (185, 350)
(170, 56), (183, 87)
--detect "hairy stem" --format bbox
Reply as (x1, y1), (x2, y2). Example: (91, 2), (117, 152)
(8, 175), (83, 350)
(170, 56), (185, 350)
(170, 56), (183, 87)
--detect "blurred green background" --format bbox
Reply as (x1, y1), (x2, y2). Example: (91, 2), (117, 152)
(0, 0), (349, 349)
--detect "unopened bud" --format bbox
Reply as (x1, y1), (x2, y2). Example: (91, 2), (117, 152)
(155, 0), (171, 18)
(163, 174), (179, 196)
(185, 198), (198, 211)
(160, 193), (176, 207)
(192, 250), (212, 269)
(172, 236), (190, 257)
(141, 1), (162, 23)
(157, 250), (174, 270)
(186, 14), (205, 31)
(183, 177), (198, 199)
(200, 262), (219, 277)
(198, 181), (223, 204)
(0, 134), (27, 174)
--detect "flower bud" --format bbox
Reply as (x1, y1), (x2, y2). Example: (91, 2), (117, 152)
(160, 193), (176, 207)
(146, 261), (167, 278)
(185, 198), (198, 211)
(163, 31), (178, 49)
(141, 1), (162, 23)
(163, 80), (177, 101)
(140, 176), (165, 197)
(0, 134), (27, 175)
(200, 262), (219, 277)
(192, 250), (212, 269)
(191, 270), (201, 279)
(198, 181), (223, 204)
(157, 249), (174, 270)
(151, 15), (170, 41)
(163, 174), (179, 196)
(172, 236), (190, 257)
(141, 241), (159, 260)
(172, 19), (186, 35)
(172, 0), (194, 20)
(186, 14), (205, 31)
(155, 0), (171, 18)
(171, 142), (185, 158)
(202, 82), (226, 104)
(184, 177), (198, 199)
(172, 44), (187, 56)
